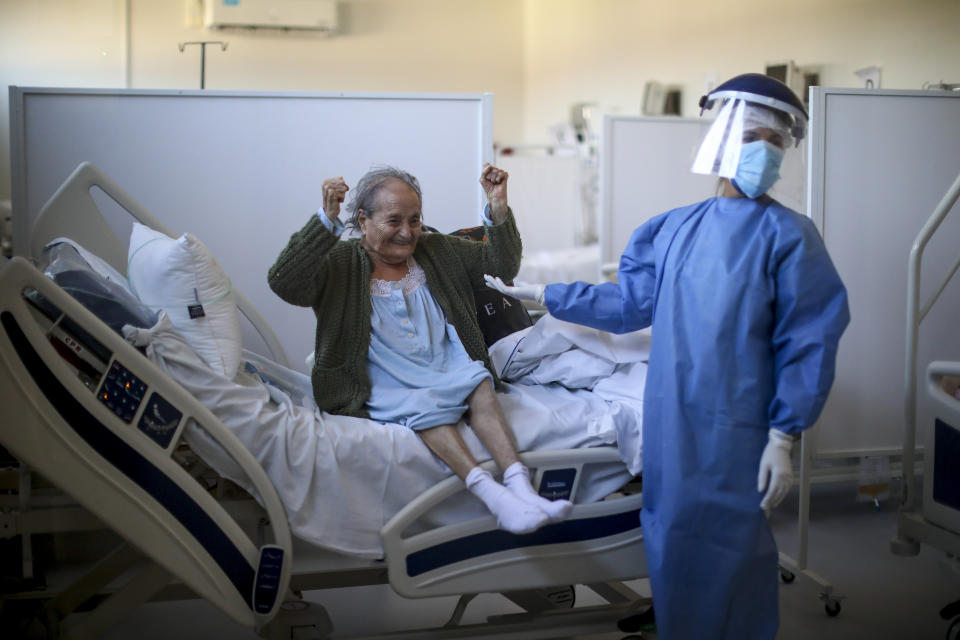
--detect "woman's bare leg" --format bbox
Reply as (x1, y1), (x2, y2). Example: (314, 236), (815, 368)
(418, 421), (548, 535)
(466, 378), (573, 522)
(464, 378), (520, 470)
(417, 424), (476, 480)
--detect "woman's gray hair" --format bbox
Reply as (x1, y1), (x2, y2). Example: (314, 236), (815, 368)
(344, 166), (422, 229)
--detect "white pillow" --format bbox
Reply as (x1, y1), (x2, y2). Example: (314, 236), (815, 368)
(127, 222), (242, 379)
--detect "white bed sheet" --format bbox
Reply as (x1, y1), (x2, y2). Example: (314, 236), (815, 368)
(126, 315), (645, 558)
(491, 314), (649, 475)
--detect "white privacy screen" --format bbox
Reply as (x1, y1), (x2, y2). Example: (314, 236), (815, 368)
(599, 116), (716, 272)
(10, 88), (493, 371)
(808, 88), (960, 455)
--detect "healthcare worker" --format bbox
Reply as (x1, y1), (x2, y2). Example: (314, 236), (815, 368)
(486, 73), (850, 639)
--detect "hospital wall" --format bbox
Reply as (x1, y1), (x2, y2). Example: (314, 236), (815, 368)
(522, 0), (960, 143)
(0, 0), (526, 203)
(2, 0), (959, 202)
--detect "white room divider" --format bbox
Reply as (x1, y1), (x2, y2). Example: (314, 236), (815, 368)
(10, 87), (493, 371)
(787, 86), (960, 612)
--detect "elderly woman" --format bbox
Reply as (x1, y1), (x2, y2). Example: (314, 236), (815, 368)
(268, 164), (571, 535)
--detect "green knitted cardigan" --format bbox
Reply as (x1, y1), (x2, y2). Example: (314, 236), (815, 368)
(267, 210), (523, 418)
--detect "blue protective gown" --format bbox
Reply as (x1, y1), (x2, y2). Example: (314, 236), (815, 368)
(545, 195), (849, 640)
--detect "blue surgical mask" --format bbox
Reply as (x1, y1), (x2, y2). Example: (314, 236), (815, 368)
(732, 140), (784, 198)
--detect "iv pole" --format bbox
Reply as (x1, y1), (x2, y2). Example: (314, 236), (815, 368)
(178, 41), (228, 89)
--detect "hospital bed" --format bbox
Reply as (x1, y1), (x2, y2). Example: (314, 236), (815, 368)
(0, 162), (650, 639)
(891, 170), (960, 639)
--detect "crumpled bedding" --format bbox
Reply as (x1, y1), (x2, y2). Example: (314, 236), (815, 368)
(491, 313), (650, 386)
(125, 314), (646, 558)
(491, 313), (649, 474)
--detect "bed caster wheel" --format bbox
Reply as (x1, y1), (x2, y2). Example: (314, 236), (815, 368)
(779, 568), (796, 584)
(618, 606), (655, 633)
(824, 599), (841, 617)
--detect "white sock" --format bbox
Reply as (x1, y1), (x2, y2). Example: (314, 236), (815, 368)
(502, 462), (573, 522)
(465, 467), (549, 535)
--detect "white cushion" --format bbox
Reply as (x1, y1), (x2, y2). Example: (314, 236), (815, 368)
(127, 222), (242, 379)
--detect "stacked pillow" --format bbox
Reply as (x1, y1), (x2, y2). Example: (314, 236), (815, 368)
(127, 222), (242, 379)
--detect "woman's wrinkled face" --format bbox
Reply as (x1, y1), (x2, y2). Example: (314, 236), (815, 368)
(358, 179), (422, 265)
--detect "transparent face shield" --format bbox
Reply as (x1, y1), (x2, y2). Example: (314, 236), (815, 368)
(691, 99), (797, 179)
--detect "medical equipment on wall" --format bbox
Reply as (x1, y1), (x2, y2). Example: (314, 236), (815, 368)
(922, 81), (960, 92)
(853, 65), (882, 89)
(546, 102), (600, 245)
(641, 81), (683, 116)
(765, 60), (819, 108)
(0, 162), (651, 639)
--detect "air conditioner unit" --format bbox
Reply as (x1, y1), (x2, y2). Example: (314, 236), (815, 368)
(204, 0), (338, 32)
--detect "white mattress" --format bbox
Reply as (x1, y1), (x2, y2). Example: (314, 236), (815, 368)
(128, 315), (646, 558)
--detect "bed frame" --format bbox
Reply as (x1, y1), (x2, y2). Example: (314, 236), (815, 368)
(891, 170), (960, 635)
(0, 163), (650, 639)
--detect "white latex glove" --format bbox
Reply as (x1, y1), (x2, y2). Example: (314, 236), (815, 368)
(758, 429), (795, 512)
(483, 274), (545, 306)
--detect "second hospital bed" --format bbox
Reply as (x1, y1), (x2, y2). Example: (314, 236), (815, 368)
(0, 163), (650, 639)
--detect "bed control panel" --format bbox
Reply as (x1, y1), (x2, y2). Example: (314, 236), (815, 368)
(252, 544), (285, 616)
(538, 468), (577, 501)
(98, 361), (146, 423)
(138, 392), (183, 448)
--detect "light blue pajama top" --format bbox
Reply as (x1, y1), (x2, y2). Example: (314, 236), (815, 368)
(319, 211), (491, 431)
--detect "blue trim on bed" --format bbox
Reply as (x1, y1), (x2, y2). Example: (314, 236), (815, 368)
(405, 508), (642, 577)
(1, 311), (255, 609)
